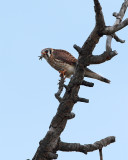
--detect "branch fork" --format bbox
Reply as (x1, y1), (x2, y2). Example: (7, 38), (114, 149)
(58, 136), (115, 155)
(33, 1), (128, 159)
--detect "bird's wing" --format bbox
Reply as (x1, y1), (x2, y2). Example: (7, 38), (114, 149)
(53, 49), (77, 65)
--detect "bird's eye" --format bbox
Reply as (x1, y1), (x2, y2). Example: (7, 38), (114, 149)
(45, 50), (48, 53)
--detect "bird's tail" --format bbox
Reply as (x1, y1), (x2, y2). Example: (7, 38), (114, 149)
(84, 68), (110, 83)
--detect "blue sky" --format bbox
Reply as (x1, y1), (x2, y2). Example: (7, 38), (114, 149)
(0, 0), (128, 160)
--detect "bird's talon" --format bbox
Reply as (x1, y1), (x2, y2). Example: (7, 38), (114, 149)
(59, 70), (67, 78)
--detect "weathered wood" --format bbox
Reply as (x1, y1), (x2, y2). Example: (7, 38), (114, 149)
(58, 136), (115, 154)
(113, 33), (125, 43)
(106, 1), (128, 52)
(32, 1), (128, 160)
(89, 51), (118, 64)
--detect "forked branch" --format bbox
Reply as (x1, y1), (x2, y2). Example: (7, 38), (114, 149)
(58, 136), (115, 154)
(32, 1), (128, 160)
(106, 0), (128, 52)
(103, 18), (128, 35)
(89, 51), (118, 64)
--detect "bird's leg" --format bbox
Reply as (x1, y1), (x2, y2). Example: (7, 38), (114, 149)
(59, 70), (67, 79)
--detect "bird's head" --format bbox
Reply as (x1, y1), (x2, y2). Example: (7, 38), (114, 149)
(39, 48), (52, 60)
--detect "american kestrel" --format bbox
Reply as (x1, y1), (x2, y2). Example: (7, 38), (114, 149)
(39, 48), (110, 83)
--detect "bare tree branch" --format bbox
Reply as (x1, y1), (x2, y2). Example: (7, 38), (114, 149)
(76, 97), (89, 103)
(105, 0), (128, 52)
(58, 136), (115, 154)
(99, 149), (103, 160)
(113, 33), (125, 43)
(32, 1), (127, 159)
(103, 18), (128, 35)
(73, 44), (82, 53)
(81, 80), (94, 87)
(94, 0), (105, 28)
(82, 0), (105, 55)
(89, 51), (118, 64)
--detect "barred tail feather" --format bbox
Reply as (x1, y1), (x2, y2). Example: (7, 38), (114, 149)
(84, 68), (110, 84)
(100, 77), (110, 83)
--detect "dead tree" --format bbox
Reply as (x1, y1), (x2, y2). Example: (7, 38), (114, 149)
(32, 0), (128, 160)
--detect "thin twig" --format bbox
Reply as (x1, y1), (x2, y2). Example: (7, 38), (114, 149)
(106, 1), (128, 52)
(99, 149), (103, 160)
(113, 33), (125, 43)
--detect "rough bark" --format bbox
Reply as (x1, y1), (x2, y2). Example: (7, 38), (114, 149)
(32, 1), (128, 160)
(58, 136), (115, 154)
(105, 1), (128, 53)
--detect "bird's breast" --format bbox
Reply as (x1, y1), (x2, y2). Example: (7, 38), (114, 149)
(47, 56), (75, 78)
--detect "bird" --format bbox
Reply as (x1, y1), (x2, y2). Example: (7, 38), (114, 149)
(39, 48), (110, 83)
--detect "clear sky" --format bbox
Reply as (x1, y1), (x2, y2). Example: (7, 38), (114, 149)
(0, 0), (128, 160)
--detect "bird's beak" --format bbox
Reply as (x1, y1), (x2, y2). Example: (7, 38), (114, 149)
(38, 51), (45, 60)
